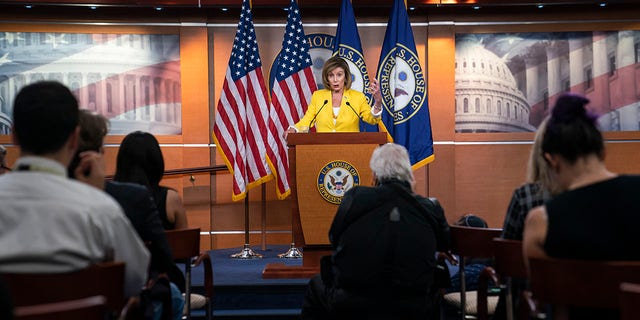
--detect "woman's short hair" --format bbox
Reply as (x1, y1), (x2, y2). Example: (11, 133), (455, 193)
(542, 93), (604, 164)
(370, 143), (414, 184)
(0, 145), (6, 167)
(68, 110), (109, 178)
(77, 109), (109, 153)
(456, 214), (488, 228)
(322, 56), (352, 91)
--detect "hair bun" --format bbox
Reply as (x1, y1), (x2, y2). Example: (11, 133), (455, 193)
(552, 93), (595, 124)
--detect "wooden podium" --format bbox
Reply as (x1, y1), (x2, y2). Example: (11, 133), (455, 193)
(263, 132), (387, 279)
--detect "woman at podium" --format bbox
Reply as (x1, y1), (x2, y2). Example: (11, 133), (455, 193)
(285, 56), (382, 136)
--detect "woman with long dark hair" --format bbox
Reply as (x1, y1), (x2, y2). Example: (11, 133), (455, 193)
(114, 131), (188, 230)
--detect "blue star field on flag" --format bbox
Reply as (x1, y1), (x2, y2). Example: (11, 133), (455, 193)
(273, 5), (313, 82)
(229, 2), (262, 81)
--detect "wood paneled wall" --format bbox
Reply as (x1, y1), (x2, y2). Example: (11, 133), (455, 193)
(2, 3), (640, 251)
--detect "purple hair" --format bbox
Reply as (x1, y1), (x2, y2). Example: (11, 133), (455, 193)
(550, 93), (598, 125)
(542, 93), (604, 164)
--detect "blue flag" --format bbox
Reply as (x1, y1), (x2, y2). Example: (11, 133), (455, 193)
(376, 0), (434, 167)
(334, 0), (378, 132)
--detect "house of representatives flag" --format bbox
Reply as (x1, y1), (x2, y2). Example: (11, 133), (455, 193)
(267, 0), (317, 199)
(376, 0), (434, 168)
(213, 0), (273, 201)
(334, 0), (378, 132)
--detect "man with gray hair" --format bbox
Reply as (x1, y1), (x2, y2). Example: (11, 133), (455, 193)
(302, 143), (450, 319)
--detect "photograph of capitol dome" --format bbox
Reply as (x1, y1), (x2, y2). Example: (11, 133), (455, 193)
(0, 31), (181, 136)
(455, 31), (640, 133)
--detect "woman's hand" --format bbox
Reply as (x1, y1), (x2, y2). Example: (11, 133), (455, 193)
(370, 78), (383, 113)
(283, 127), (297, 140)
(370, 78), (382, 100)
(73, 150), (106, 190)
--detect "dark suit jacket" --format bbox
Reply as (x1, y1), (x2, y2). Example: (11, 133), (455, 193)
(105, 181), (175, 277)
(328, 179), (450, 293)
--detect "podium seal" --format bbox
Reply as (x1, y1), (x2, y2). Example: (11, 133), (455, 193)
(317, 160), (360, 204)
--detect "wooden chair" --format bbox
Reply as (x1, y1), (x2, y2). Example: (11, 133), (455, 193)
(13, 295), (107, 320)
(165, 228), (213, 320)
(2, 261), (125, 317)
(620, 282), (640, 320)
(443, 225), (502, 320)
(477, 238), (528, 320)
(526, 256), (640, 320)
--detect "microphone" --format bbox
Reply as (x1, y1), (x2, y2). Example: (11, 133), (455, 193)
(345, 101), (363, 120)
(309, 100), (329, 128)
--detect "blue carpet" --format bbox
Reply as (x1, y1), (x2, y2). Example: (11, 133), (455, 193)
(188, 245), (311, 319)
(209, 246), (309, 286)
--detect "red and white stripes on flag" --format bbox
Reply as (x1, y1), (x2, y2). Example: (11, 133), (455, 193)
(213, 0), (273, 201)
(266, 0), (317, 199)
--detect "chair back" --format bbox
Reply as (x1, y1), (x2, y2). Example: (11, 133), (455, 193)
(620, 282), (640, 320)
(165, 228), (201, 262)
(492, 238), (526, 279)
(529, 256), (640, 311)
(3, 261), (125, 315)
(165, 228), (213, 320)
(491, 238), (527, 320)
(450, 225), (503, 258)
(13, 295), (107, 320)
(448, 225), (502, 320)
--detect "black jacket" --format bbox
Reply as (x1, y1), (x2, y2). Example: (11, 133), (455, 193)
(328, 179), (450, 295)
(105, 181), (178, 282)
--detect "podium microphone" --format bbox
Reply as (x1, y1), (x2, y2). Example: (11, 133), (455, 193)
(309, 100), (329, 128)
(345, 101), (363, 120)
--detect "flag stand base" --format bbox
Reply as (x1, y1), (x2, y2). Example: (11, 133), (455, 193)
(277, 243), (303, 259)
(230, 244), (263, 259)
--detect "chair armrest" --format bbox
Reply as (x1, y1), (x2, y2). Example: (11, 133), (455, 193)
(522, 290), (547, 319)
(477, 266), (500, 320)
(437, 251), (459, 265)
(192, 251), (213, 299)
(118, 297), (141, 320)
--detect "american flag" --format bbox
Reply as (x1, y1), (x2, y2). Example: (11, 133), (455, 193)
(213, 0), (273, 201)
(266, 0), (317, 199)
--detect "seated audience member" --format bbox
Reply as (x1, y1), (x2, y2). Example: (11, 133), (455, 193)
(501, 118), (554, 241)
(523, 93), (640, 319)
(494, 120), (555, 320)
(301, 143), (450, 319)
(0, 81), (149, 298)
(445, 214), (494, 295)
(113, 131), (188, 231)
(70, 110), (185, 320)
(0, 145), (10, 174)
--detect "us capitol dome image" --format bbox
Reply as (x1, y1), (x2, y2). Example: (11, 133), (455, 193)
(455, 36), (536, 133)
(0, 32), (181, 136)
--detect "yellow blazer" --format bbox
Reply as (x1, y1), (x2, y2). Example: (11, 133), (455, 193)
(294, 89), (380, 132)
